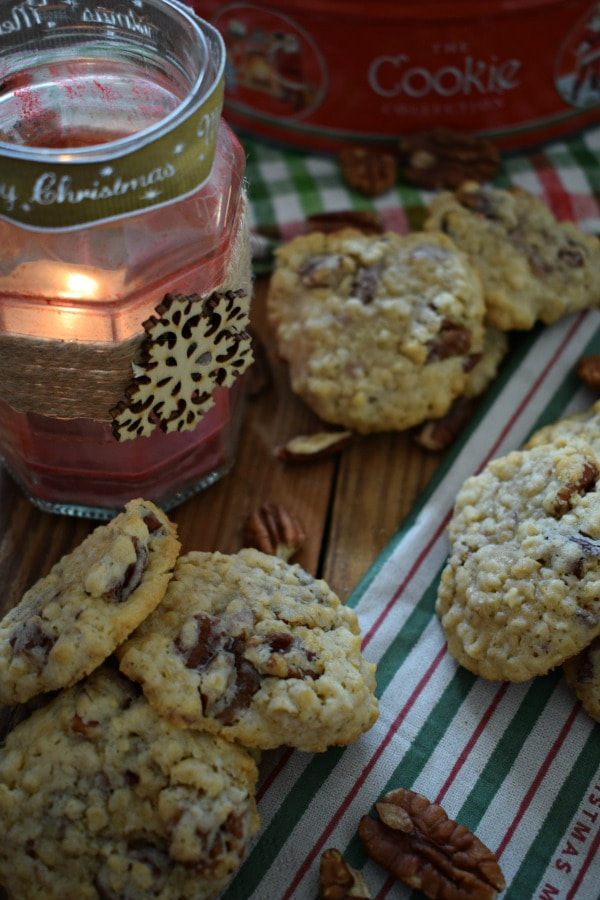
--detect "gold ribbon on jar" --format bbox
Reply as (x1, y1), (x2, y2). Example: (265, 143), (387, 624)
(0, 2), (225, 231)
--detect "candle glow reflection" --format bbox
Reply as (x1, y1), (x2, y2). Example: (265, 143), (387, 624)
(0, 259), (126, 340)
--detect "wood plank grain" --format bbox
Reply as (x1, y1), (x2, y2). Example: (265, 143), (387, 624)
(323, 431), (441, 601)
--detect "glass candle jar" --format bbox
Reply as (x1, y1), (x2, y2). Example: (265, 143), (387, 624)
(0, 0), (253, 519)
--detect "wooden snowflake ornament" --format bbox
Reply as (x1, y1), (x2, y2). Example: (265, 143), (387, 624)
(110, 289), (252, 441)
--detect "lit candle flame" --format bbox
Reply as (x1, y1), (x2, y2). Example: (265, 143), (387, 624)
(63, 271), (101, 299)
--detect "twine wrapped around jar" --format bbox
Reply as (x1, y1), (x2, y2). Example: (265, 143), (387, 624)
(0, 197), (252, 422)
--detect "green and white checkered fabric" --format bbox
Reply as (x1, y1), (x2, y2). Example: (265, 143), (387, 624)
(227, 126), (600, 900)
(242, 126), (600, 272)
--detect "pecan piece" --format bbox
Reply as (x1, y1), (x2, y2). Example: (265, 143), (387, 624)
(576, 354), (600, 392)
(95, 841), (171, 896)
(398, 128), (499, 190)
(245, 631), (320, 679)
(71, 713), (101, 736)
(307, 210), (384, 235)
(569, 532), (600, 578)
(550, 460), (599, 518)
(320, 848), (372, 899)
(352, 263), (382, 304)
(338, 146), (397, 197)
(9, 621), (55, 669)
(575, 606), (600, 627)
(105, 536), (149, 603)
(426, 320), (472, 363)
(558, 244), (586, 268)
(175, 613), (261, 725)
(359, 788), (505, 900)
(140, 505), (166, 534)
(275, 430), (353, 463)
(414, 396), (479, 452)
(243, 502), (306, 561)
(127, 840), (171, 880)
(455, 184), (501, 219)
(299, 254), (346, 288)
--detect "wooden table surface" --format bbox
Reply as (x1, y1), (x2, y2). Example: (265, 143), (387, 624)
(0, 274), (441, 737)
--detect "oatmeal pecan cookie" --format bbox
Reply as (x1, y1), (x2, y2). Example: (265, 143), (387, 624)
(0, 498), (180, 705)
(267, 229), (486, 433)
(0, 666), (259, 899)
(425, 182), (600, 330)
(437, 442), (600, 681)
(118, 548), (378, 752)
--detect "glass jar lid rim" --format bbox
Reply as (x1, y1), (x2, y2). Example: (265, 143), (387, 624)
(0, 0), (225, 164)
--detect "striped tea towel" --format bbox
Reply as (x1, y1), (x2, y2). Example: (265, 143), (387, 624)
(228, 127), (600, 899)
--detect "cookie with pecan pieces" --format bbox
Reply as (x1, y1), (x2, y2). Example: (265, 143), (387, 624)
(425, 182), (600, 330)
(118, 548), (378, 751)
(266, 229), (485, 433)
(0, 498), (180, 705)
(437, 442), (600, 681)
(0, 666), (259, 900)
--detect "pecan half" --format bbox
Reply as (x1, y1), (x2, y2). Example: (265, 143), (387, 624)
(307, 210), (384, 236)
(359, 788), (505, 900)
(275, 430), (353, 463)
(242, 502), (306, 561)
(338, 146), (397, 197)
(398, 128), (500, 190)
(320, 848), (372, 899)
(576, 354), (600, 392)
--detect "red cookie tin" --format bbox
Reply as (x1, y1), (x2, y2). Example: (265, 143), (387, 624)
(191, 0), (600, 152)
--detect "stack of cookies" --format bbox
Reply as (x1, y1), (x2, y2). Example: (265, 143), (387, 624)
(436, 400), (600, 721)
(0, 499), (378, 899)
(266, 182), (600, 437)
